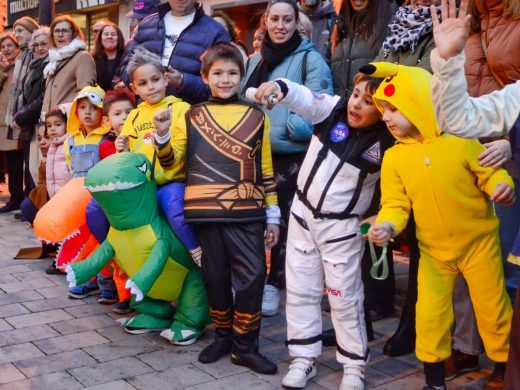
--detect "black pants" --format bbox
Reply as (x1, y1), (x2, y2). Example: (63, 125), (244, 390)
(23, 139), (35, 194)
(4, 149), (24, 206)
(267, 153), (306, 289)
(199, 222), (266, 353)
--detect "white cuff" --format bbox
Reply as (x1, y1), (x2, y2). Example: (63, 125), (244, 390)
(154, 131), (171, 146)
(125, 279), (144, 302)
(266, 205), (281, 225)
(65, 265), (76, 287)
(430, 49), (466, 79)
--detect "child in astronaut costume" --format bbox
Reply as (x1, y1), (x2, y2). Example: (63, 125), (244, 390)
(252, 74), (395, 390)
(366, 61), (514, 390)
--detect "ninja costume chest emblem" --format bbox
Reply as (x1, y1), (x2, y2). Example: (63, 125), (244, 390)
(330, 122), (349, 143)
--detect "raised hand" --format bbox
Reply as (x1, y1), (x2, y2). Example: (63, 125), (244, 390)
(431, 0), (472, 60)
(153, 109), (172, 137)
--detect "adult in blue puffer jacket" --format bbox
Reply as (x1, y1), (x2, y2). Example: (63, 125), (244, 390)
(242, 0), (333, 317)
(120, 0), (230, 104)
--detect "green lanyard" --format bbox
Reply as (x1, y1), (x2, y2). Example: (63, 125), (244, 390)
(359, 223), (389, 280)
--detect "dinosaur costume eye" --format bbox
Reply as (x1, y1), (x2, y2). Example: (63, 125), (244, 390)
(137, 162), (147, 174)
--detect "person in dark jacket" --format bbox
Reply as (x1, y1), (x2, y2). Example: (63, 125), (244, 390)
(120, 0), (230, 104)
(330, 0), (395, 98)
(298, 0), (335, 57)
(92, 22), (125, 91)
(15, 28), (50, 147)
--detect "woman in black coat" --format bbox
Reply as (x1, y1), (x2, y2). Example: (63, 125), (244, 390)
(92, 22), (125, 91)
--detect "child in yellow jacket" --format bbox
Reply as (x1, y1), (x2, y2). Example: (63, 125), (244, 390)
(116, 46), (202, 292)
(65, 86), (111, 177)
(365, 62), (514, 390)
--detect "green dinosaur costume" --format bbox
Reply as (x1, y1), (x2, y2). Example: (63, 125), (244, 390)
(66, 152), (210, 344)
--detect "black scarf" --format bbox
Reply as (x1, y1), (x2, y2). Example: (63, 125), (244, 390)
(244, 31), (302, 90)
(22, 56), (48, 104)
(208, 94), (240, 104)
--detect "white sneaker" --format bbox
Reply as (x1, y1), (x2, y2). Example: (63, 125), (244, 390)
(282, 358), (317, 389)
(340, 365), (365, 390)
(261, 284), (280, 316)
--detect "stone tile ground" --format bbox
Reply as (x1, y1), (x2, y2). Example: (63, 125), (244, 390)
(0, 185), (490, 389)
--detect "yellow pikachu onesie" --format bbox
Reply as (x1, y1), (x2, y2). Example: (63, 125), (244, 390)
(363, 62), (513, 363)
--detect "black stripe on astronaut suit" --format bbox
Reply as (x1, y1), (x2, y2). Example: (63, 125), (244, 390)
(296, 97), (395, 221)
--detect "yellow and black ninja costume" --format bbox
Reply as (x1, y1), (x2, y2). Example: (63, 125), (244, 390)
(363, 62), (513, 365)
(183, 96), (279, 355)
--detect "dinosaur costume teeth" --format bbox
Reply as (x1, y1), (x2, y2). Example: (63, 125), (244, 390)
(86, 181), (143, 193)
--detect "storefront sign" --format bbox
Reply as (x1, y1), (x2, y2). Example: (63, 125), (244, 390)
(7, 0), (118, 25)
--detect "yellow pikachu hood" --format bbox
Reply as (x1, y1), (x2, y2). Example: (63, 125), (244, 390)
(360, 62), (440, 144)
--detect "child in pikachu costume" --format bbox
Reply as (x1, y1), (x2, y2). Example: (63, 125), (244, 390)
(364, 62), (513, 390)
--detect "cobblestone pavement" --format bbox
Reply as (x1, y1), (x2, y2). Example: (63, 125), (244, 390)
(0, 184), (492, 389)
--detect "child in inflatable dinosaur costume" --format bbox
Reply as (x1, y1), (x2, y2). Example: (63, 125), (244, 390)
(66, 152), (210, 343)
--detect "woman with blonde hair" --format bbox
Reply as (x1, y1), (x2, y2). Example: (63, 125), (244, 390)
(42, 15), (96, 115)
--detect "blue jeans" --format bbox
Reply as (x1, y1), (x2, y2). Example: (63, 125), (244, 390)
(496, 178), (520, 291)
(20, 197), (38, 225)
(157, 182), (199, 251)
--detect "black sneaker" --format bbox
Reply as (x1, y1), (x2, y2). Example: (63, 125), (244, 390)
(445, 349), (479, 381)
(422, 386), (446, 390)
(231, 350), (277, 374)
(45, 261), (63, 275)
(198, 338), (232, 363)
(482, 362), (505, 390)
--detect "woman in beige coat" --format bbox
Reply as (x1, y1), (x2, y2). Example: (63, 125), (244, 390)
(42, 15), (96, 116)
(0, 33), (24, 212)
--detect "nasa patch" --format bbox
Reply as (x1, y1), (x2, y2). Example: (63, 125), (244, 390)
(330, 122), (349, 143)
(361, 141), (381, 165)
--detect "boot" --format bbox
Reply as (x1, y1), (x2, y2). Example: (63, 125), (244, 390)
(383, 298), (416, 356)
(199, 337), (232, 363)
(383, 224), (419, 357)
(231, 350), (277, 374)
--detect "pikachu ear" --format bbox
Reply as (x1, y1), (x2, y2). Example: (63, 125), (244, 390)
(359, 62), (399, 78)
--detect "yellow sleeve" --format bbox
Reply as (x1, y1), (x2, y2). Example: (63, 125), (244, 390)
(121, 110), (138, 152)
(168, 102), (189, 169)
(64, 137), (71, 171)
(464, 139), (514, 196)
(154, 102), (189, 181)
(260, 114), (277, 206)
(376, 150), (411, 236)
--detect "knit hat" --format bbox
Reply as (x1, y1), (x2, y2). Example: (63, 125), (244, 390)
(127, 0), (161, 19)
(68, 86), (106, 134)
(13, 17), (39, 34)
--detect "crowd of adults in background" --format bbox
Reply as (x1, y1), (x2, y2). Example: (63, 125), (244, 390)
(0, 0), (519, 389)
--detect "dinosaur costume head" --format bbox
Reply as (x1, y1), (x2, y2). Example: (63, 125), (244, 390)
(85, 152), (158, 230)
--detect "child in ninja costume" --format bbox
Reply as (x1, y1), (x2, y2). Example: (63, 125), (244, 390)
(251, 72), (396, 389)
(116, 46), (202, 268)
(366, 62), (514, 390)
(152, 43), (281, 375)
